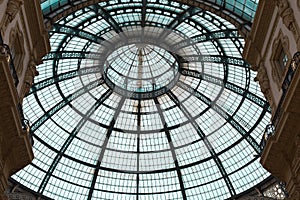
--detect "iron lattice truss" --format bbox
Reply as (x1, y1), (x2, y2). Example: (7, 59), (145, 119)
(13, 1), (272, 200)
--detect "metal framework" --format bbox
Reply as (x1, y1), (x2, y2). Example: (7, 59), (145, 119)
(89, 4), (123, 33)
(171, 29), (240, 50)
(87, 96), (126, 200)
(29, 66), (102, 94)
(43, 52), (250, 66)
(52, 23), (106, 44)
(159, 7), (201, 39)
(166, 91), (236, 197)
(141, 0), (146, 27)
(154, 97), (187, 200)
(136, 99), (141, 199)
(179, 68), (269, 109)
(37, 89), (112, 194)
(30, 79), (105, 132)
(176, 81), (262, 154)
(41, 0), (256, 36)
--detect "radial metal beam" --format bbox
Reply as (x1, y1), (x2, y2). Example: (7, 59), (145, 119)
(51, 24), (106, 44)
(179, 68), (269, 108)
(87, 96), (126, 200)
(171, 29), (239, 50)
(38, 89), (113, 194)
(176, 81), (262, 154)
(89, 4), (122, 33)
(166, 91), (236, 197)
(143, 48), (156, 86)
(154, 98), (187, 200)
(167, 7), (201, 30)
(141, 0), (147, 27)
(136, 99), (141, 199)
(31, 78), (105, 132)
(159, 7), (201, 39)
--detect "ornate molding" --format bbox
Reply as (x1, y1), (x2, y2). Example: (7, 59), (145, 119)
(1, 0), (24, 31)
(282, 8), (298, 36)
(0, 135), (7, 199)
(9, 27), (25, 76)
(276, 0), (300, 41)
(0, 44), (11, 63)
(294, 135), (300, 158)
(271, 31), (291, 88)
(271, 38), (282, 85)
(21, 59), (38, 99)
(254, 62), (274, 107)
(0, 131), (3, 171)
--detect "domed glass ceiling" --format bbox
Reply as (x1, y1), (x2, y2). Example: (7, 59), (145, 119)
(13, 0), (271, 199)
(104, 44), (180, 94)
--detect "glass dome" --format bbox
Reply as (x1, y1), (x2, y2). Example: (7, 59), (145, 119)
(13, 0), (271, 199)
(104, 43), (180, 95)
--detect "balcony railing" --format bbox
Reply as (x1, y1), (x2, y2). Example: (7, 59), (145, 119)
(260, 124), (275, 151)
(0, 42), (19, 87)
(260, 51), (300, 151)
